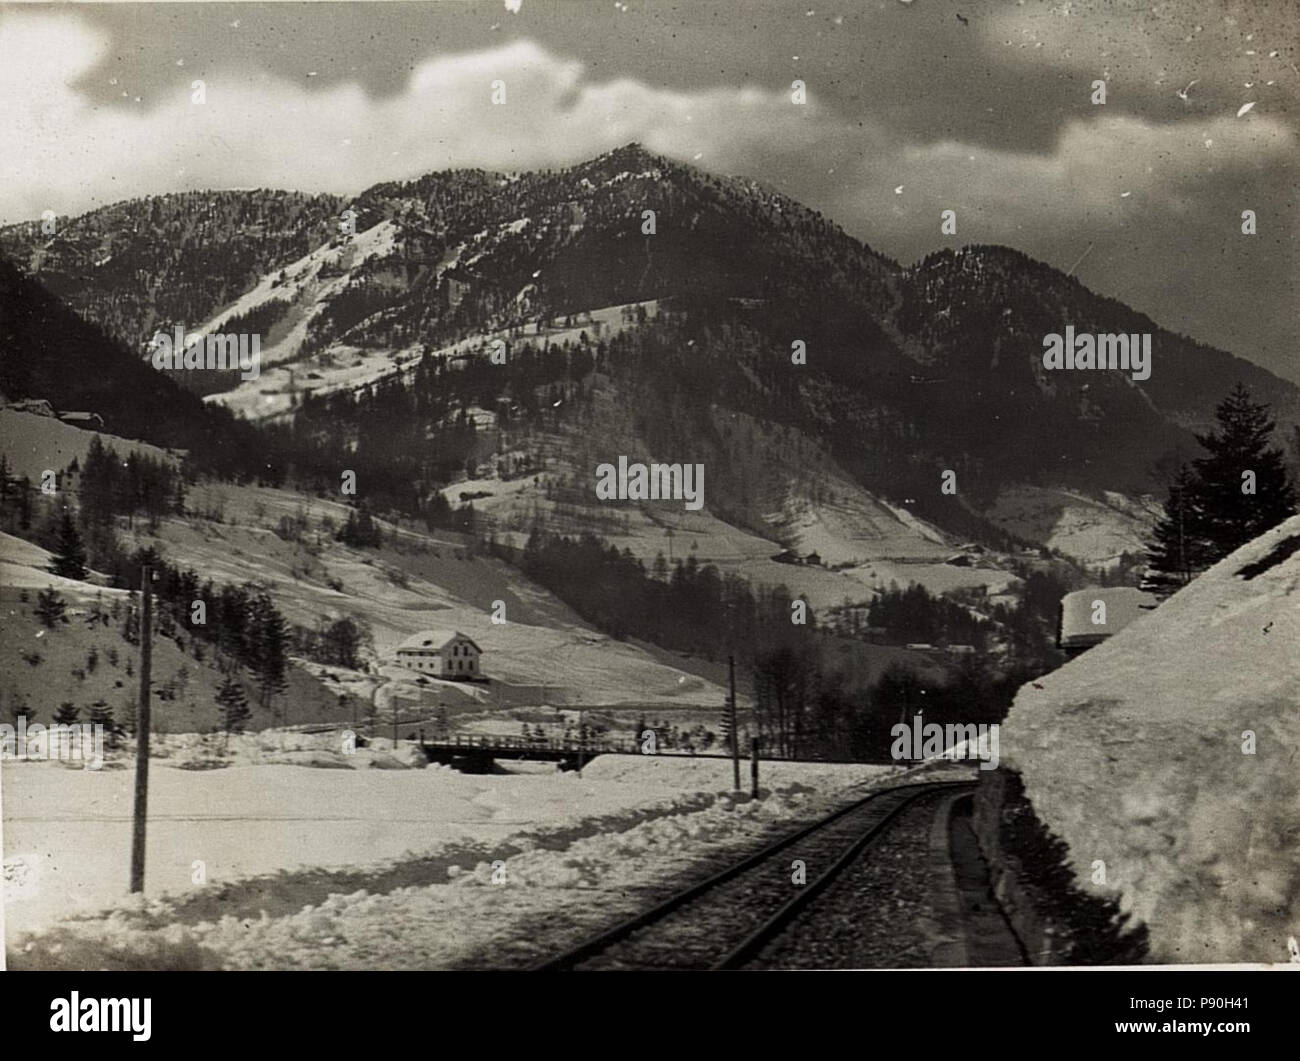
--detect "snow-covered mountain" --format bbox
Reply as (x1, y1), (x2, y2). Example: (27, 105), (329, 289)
(7, 143), (1300, 570)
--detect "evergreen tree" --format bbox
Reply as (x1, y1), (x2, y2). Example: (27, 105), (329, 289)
(16, 475), (32, 530)
(321, 616), (366, 669)
(1189, 384), (1296, 558)
(215, 673), (252, 739)
(53, 701), (79, 726)
(1145, 385), (1297, 592)
(48, 510), (88, 580)
(1143, 465), (1210, 594)
(249, 592), (289, 711)
(79, 436), (117, 529)
(35, 587), (67, 628)
(87, 699), (120, 749)
(337, 505), (381, 547)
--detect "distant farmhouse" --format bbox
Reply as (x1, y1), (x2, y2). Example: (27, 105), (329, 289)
(771, 549), (824, 566)
(8, 398), (56, 418)
(395, 630), (483, 680)
(4, 399), (104, 429)
(58, 411), (105, 429)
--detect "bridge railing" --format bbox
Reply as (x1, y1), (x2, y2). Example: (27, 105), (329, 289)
(419, 733), (638, 755)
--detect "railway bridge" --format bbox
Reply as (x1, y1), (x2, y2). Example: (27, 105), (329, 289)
(418, 733), (639, 773)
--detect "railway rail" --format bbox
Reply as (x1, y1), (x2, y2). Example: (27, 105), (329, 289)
(531, 779), (975, 971)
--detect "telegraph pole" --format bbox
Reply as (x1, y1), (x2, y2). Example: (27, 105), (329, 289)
(130, 565), (152, 893)
(728, 654), (740, 792)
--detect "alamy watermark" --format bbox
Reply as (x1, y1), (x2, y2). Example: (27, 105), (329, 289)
(50, 993), (151, 1041)
(149, 324), (261, 380)
(1042, 326), (1151, 381)
(595, 457), (704, 511)
(890, 715), (1000, 771)
(1, 716), (105, 769)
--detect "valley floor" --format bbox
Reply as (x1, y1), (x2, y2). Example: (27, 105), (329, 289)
(2, 749), (917, 969)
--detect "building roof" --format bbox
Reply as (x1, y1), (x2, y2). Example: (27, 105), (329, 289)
(395, 629), (482, 653)
(1058, 587), (1159, 647)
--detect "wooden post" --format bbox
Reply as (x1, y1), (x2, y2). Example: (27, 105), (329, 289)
(728, 654), (740, 792)
(750, 736), (759, 799)
(130, 565), (152, 893)
(577, 707), (584, 778)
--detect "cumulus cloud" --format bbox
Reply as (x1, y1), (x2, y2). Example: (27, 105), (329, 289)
(856, 112), (1295, 228)
(0, 11), (830, 223)
(2, 8), (1290, 241)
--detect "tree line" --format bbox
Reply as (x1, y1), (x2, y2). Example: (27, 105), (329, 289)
(516, 528), (814, 660)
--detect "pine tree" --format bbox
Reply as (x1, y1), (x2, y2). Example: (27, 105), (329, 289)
(249, 592), (288, 711)
(88, 699), (119, 749)
(54, 701), (79, 726)
(17, 475), (32, 529)
(48, 510), (88, 581)
(1145, 384), (1297, 592)
(215, 674), (251, 741)
(79, 436), (117, 529)
(35, 587), (67, 628)
(1143, 465), (1211, 595)
(1190, 384), (1297, 559)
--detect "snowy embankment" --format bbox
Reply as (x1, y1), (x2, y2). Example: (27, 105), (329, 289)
(4, 750), (920, 969)
(1002, 515), (1300, 963)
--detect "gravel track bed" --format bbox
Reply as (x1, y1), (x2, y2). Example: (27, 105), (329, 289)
(746, 791), (948, 969)
(573, 787), (926, 970)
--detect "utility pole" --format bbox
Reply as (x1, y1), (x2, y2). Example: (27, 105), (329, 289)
(130, 565), (152, 893)
(728, 654), (740, 792)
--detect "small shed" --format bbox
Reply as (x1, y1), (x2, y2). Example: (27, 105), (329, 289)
(1058, 588), (1159, 656)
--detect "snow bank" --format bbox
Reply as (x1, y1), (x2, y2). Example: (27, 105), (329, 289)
(581, 754), (894, 792)
(1002, 515), (1300, 963)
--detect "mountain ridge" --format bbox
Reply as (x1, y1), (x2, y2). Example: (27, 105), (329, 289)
(3, 144), (1297, 565)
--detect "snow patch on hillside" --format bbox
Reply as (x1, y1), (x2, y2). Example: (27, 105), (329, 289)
(988, 485), (1160, 566)
(0, 409), (176, 483)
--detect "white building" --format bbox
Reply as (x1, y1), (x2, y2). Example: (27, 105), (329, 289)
(395, 630), (483, 679)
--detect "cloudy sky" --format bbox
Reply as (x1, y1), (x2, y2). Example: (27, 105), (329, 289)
(2, 1), (1296, 382)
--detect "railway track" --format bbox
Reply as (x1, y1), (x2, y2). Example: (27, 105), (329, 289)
(531, 780), (974, 971)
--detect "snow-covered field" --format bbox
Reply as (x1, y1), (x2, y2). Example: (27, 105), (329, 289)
(119, 482), (731, 707)
(3, 748), (916, 969)
(1003, 514), (1300, 963)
